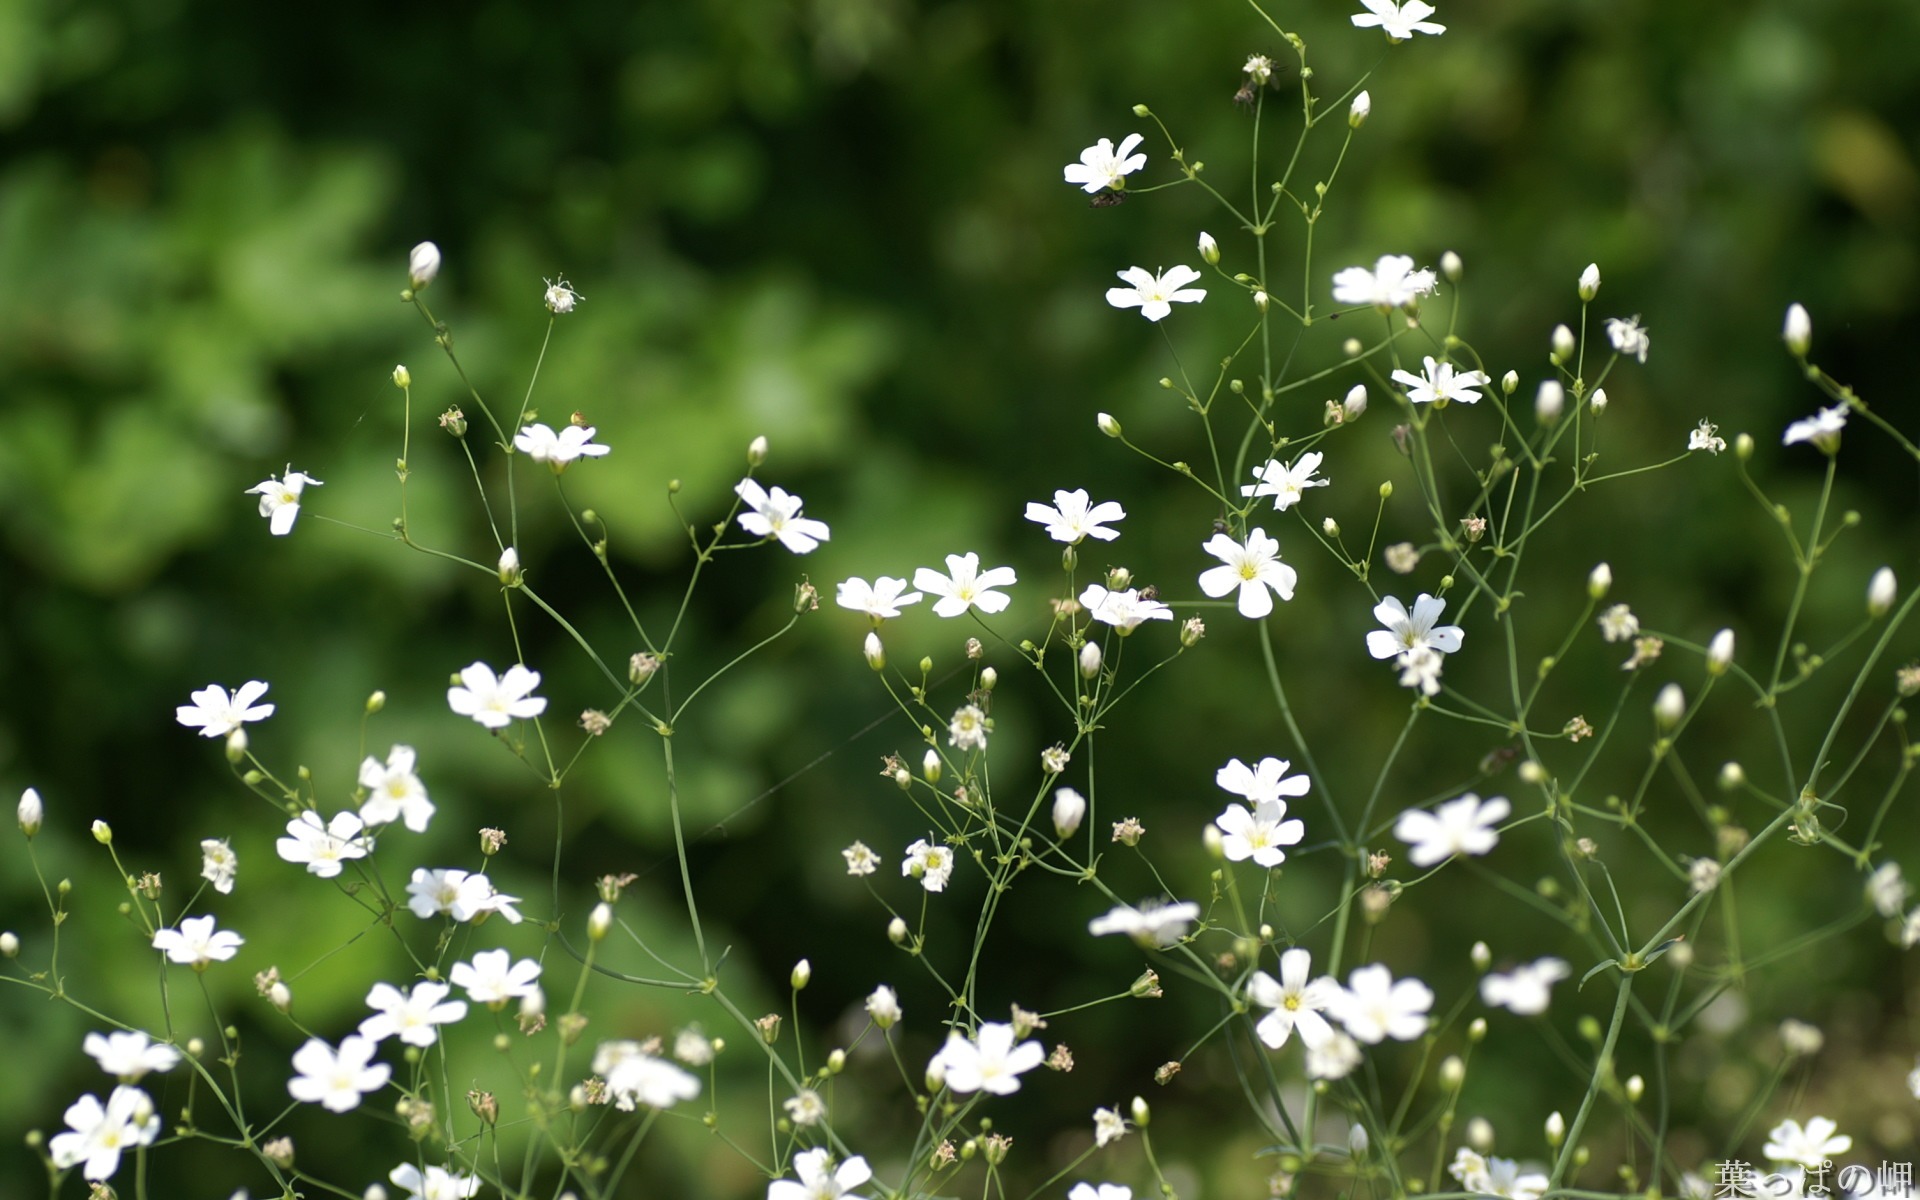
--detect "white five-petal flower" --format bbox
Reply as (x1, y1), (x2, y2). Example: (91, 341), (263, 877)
(176, 680), (275, 738)
(835, 576), (923, 620)
(1198, 529), (1297, 619)
(1479, 958), (1570, 1015)
(449, 948), (543, 1006)
(1350, 0), (1447, 40)
(447, 661), (548, 729)
(1394, 793), (1510, 867)
(200, 838), (237, 894)
(287, 1035), (391, 1113)
(1242, 452), (1330, 510)
(1216, 756), (1312, 806)
(83, 1031), (181, 1082)
(513, 422), (610, 471)
(358, 745), (434, 831)
(735, 478), (831, 554)
(1762, 1117), (1852, 1169)
(48, 1085), (160, 1181)
(246, 468), (323, 536)
(1087, 899), (1201, 946)
(1063, 134), (1147, 194)
(1080, 584), (1173, 632)
(903, 839), (955, 892)
(359, 980), (468, 1047)
(1332, 254), (1438, 307)
(932, 1021), (1046, 1095)
(275, 810), (370, 878)
(1105, 265), (1207, 322)
(405, 868), (523, 924)
(151, 915), (244, 968)
(1026, 489), (1127, 543)
(1215, 801), (1304, 867)
(1392, 356), (1491, 405)
(1333, 963), (1433, 1042)
(389, 1163), (482, 1200)
(1365, 594), (1465, 660)
(914, 552), (1018, 618)
(768, 1147), (873, 1200)
(1246, 948), (1342, 1049)
(1783, 403), (1848, 450)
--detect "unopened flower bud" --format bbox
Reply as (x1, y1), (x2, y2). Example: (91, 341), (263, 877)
(923, 749), (941, 783)
(1551, 324), (1575, 364)
(926, 1059), (948, 1093)
(91, 820), (112, 845)
(1052, 788), (1086, 839)
(588, 903), (612, 942)
(629, 652), (660, 685)
(1202, 823), (1225, 858)
(1589, 386), (1608, 414)
(1198, 232), (1220, 265)
(392, 364), (411, 389)
(747, 435), (768, 466)
(1868, 567), (1896, 618)
(1546, 1110), (1566, 1145)
(1130, 1096), (1150, 1127)
(1322, 517), (1339, 537)
(408, 242), (441, 289)
(1470, 941), (1491, 971)
(1625, 1074), (1644, 1102)
(468, 1089), (498, 1127)
(828, 1048), (847, 1073)
(1468, 1016), (1486, 1042)
(1707, 628), (1734, 674)
(1079, 641), (1102, 679)
(980, 666), (998, 690)
(888, 916), (908, 944)
(498, 546), (522, 587)
(1379, 481), (1393, 499)
(18, 788), (42, 838)
(1735, 431), (1754, 460)
(1535, 379), (1565, 425)
(1578, 262), (1600, 301)
(1466, 1116), (1494, 1152)
(756, 1013), (782, 1044)
(1253, 290), (1269, 311)
(1132, 103), (1150, 117)
(893, 767), (912, 790)
(1588, 563), (1612, 599)
(1349, 89), (1371, 128)
(1097, 412), (1122, 439)
(1501, 369), (1518, 395)
(264, 1136), (295, 1168)
(1654, 683), (1685, 729)
(1349, 1122), (1370, 1158)
(790, 959), (811, 990)
(1439, 1056), (1465, 1089)
(1783, 303), (1811, 357)
(864, 632), (885, 672)
(1343, 383), (1367, 420)
(0, 932), (17, 957)
(1441, 250), (1462, 282)
(270, 981), (292, 1012)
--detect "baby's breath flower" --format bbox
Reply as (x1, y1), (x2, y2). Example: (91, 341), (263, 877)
(1111, 816), (1145, 846)
(542, 276), (581, 313)
(199, 839), (237, 895)
(1689, 420), (1727, 455)
(1606, 315), (1651, 363)
(1094, 1106), (1129, 1146)
(1624, 636), (1664, 670)
(842, 841), (881, 876)
(1063, 134), (1146, 194)
(903, 839), (955, 892)
(1383, 542), (1419, 574)
(1597, 604), (1639, 643)
(407, 242), (441, 288)
(948, 704), (988, 751)
(1106, 265), (1206, 321)
(1332, 255), (1436, 309)
(1350, 0), (1445, 41)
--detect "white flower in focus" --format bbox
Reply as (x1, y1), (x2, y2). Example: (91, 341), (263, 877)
(735, 478), (831, 554)
(1365, 594), (1465, 660)
(1080, 584), (1173, 632)
(389, 1163), (482, 1200)
(1597, 604), (1639, 643)
(1332, 255), (1437, 308)
(1479, 958), (1570, 1015)
(177, 680), (275, 738)
(1242, 452), (1330, 511)
(1094, 1106), (1129, 1146)
(357, 745), (434, 831)
(767, 1147), (873, 1200)
(1392, 356), (1491, 405)
(1068, 1187), (1133, 1200)
(449, 949), (542, 1006)
(1198, 528), (1297, 619)
(948, 704), (988, 751)
(1350, 0), (1446, 40)
(275, 810), (369, 879)
(1333, 964), (1432, 1043)
(543, 276), (581, 313)
(83, 1031), (181, 1082)
(513, 422), (610, 471)
(835, 576), (923, 620)
(1216, 756), (1311, 806)
(932, 1022), (1046, 1095)
(200, 838), (238, 895)
(287, 1036), (390, 1113)
(152, 915), (244, 967)
(1214, 800), (1304, 867)
(1762, 1117), (1852, 1169)
(1305, 1031), (1362, 1080)
(1396, 645), (1445, 696)
(447, 662), (548, 729)
(914, 552), (1018, 618)
(405, 868), (523, 924)
(1063, 134), (1146, 194)
(1105, 265), (1207, 322)
(1868, 863), (1909, 919)
(903, 839), (955, 892)
(1087, 899), (1200, 946)
(48, 1085), (160, 1181)
(360, 980), (467, 1047)
(1394, 793), (1510, 867)
(1247, 948), (1342, 1049)
(1605, 315), (1651, 363)
(842, 841), (881, 876)
(595, 1042), (702, 1110)
(1689, 420), (1727, 455)
(1783, 404), (1848, 451)
(1026, 488), (1126, 543)
(246, 468), (324, 536)
(867, 984), (902, 1029)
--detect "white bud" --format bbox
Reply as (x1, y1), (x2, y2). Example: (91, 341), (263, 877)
(269, 981), (293, 1012)
(1470, 941), (1491, 971)
(887, 916), (908, 944)
(1545, 1110), (1566, 1145)
(925, 1059), (947, 1093)
(520, 986), (545, 1019)
(923, 749), (942, 782)
(1707, 628), (1734, 674)
(980, 666), (997, 690)
(1440, 250), (1462, 282)
(1253, 290), (1269, 311)
(1079, 641), (1102, 679)
(790, 959), (811, 990)
(1868, 567), (1896, 618)
(1578, 262), (1600, 301)
(1654, 683), (1685, 730)
(1588, 562), (1612, 599)
(748, 435), (769, 466)
(1501, 369), (1519, 395)
(408, 241), (442, 289)
(1130, 1095), (1150, 1126)
(498, 546), (522, 586)
(588, 902), (613, 941)
(1349, 1123), (1370, 1158)
(1097, 412), (1122, 438)
(1535, 379), (1565, 425)
(1468, 1017), (1487, 1042)
(864, 632), (886, 672)
(1551, 324), (1575, 363)
(1465, 1116), (1495, 1153)
(18, 788), (42, 838)
(1783, 303), (1811, 357)
(1439, 1055), (1465, 1089)
(365, 1188), (391, 1200)
(1719, 761), (1746, 791)
(1322, 516), (1339, 537)
(1342, 383), (1367, 420)
(1202, 822), (1224, 857)
(0, 932), (18, 957)
(1348, 89), (1371, 128)
(1052, 788), (1087, 839)
(91, 819), (112, 845)
(1198, 231), (1220, 265)
(1588, 386), (1608, 414)
(392, 364), (411, 389)
(1625, 1074), (1644, 1103)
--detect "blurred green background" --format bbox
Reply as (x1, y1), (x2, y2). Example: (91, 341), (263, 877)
(4, 0), (1920, 1194)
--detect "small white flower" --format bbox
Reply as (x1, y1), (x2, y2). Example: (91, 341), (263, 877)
(735, 478), (831, 554)
(1349, 0), (1446, 40)
(513, 422), (610, 470)
(1063, 134), (1146, 194)
(1762, 1117), (1852, 1169)
(1247, 948), (1342, 1049)
(1597, 604), (1640, 643)
(948, 703), (989, 751)
(1396, 645), (1445, 696)
(595, 1041), (702, 1110)
(674, 1027), (715, 1065)
(1479, 958), (1570, 1015)
(48, 1085), (160, 1181)
(1214, 800), (1304, 868)
(200, 838), (238, 895)
(767, 1148), (872, 1200)
(1333, 963), (1432, 1042)
(447, 661), (547, 729)
(1392, 356), (1491, 405)
(390, 1163), (481, 1200)
(1689, 420), (1727, 455)
(18, 786), (42, 837)
(1332, 255), (1438, 308)
(1053, 787), (1087, 838)
(835, 576), (923, 620)
(405, 867), (523, 924)
(1079, 584), (1173, 632)
(359, 980), (468, 1047)
(1366, 594), (1465, 660)
(1068, 1187), (1133, 1200)
(1867, 863), (1909, 919)
(176, 680), (275, 738)
(1094, 1106), (1130, 1146)
(1242, 452), (1330, 511)
(842, 841), (882, 876)
(287, 1035), (391, 1113)
(275, 810), (369, 879)
(357, 745), (434, 831)
(784, 1088), (827, 1126)
(1242, 56), (1273, 83)
(1394, 793), (1510, 867)
(448, 949), (542, 1006)
(543, 276), (581, 313)
(407, 242), (441, 288)
(246, 468), (324, 536)
(931, 1022), (1045, 1095)
(914, 552), (1018, 618)
(1689, 858), (1722, 893)
(1783, 403), (1847, 451)
(903, 839), (955, 892)
(1026, 488), (1126, 543)
(151, 915), (244, 968)
(866, 984), (902, 1029)
(83, 1031), (182, 1082)
(1605, 315), (1651, 363)
(1198, 528), (1297, 619)
(1087, 899), (1200, 946)
(1305, 1031), (1363, 1080)
(1216, 757), (1311, 806)
(1105, 265), (1207, 322)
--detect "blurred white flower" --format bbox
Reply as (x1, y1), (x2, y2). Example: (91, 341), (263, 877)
(1479, 958), (1570, 1015)
(1332, 254), (1436, 308)
(514, 422), (610, 470)
(200, 838), (237, 895)
(358, 745), (434, 831)
(1605, 315), (1651, 363)
(152, 915), (244, 968)
(275, 810), (369, 879)
(83, 1031), (181, 1082)
(835, 576), (923, 620)
(1394, 793), (1510, 867)
(1334, 964), (1432, 1042)
(287, 1035), (390, 1113)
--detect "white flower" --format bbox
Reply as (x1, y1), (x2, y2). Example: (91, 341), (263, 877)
(275, 810), (370, 879)
(18, 786), (42, 837)
(767, 1147), (873, 1200)
(842, 841), (882, 876)
(1026, 488), (1126, 543)
(1333, 963), (1432, 1042)
(1094, 1106), (1130, 1147)
(1305, 1031), (1363, 1080)
(1396, 645), (1445, 696)
(513, 422), (610, 471)
(1868, 863), (1909, 919)
(359, 980), (467, 1047)
(1394, 793), (1510, 867)
(1783, 403), (1847, 450)
(1392, 356), (1491, 405)
(1366, 594), (1465, 661)
(595, 1041), (703, 1110)
(1479, 958), (1570, 1015)
(1689, 858), (1722, 894)
(1063, 134), (1146, 194)
(1087, 899), (1201, 946)
(1597, 604), (1640, 643)
(1080, 584), (1173, 632)
(200, 838), (238, 895)
(358, 745), (434, 832)
(543, 276), (581, 313)
(48, 1085), (160, 1181)
(1069, 1187), (1133, 1200)
(83, 1031), (181, 1082)
(176, 680), (275, 738)
(1215, 801), (1304, 868)
(1242, 452), (1330, 510)
(1605, 315), (1651, 363)
(246, 468), (324, 536)
(1763, 1117), (1852, 1169)
(866, 985), (902, 1029)
(1689, 420), (1727, 455)
(1453, 1150), (1549, 1200)
(1247, 948), (1342, 1049)
(674, 1026), (715, 1065)
(1198, 528), (1297, 619)
(903, 839), (955, 892)
(390, 1163), (482, 1200)
(1579, 262), (1601, 300)
(1350, 0), (1446, 40)
(1216, 756), (1311, 806)
(447, 661), (548, 729)
(151, 915), (244, 968)
(1105, 265), (1207, 322)
(735, 478), (831, 554)
(407, 242), (441, 288)
(784, 1088), (827, 1126)
(1053, 787), (1088, 838)
(835, 576), (923, 620)
(914, 552), (1018, 618)
(405, 867), (523, 924)
(287, 1035), (391, 1113)
(449, 949), (542, 1006)
(932, 1022), (1045, 1095)
(1332, 255), (1438, 308)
